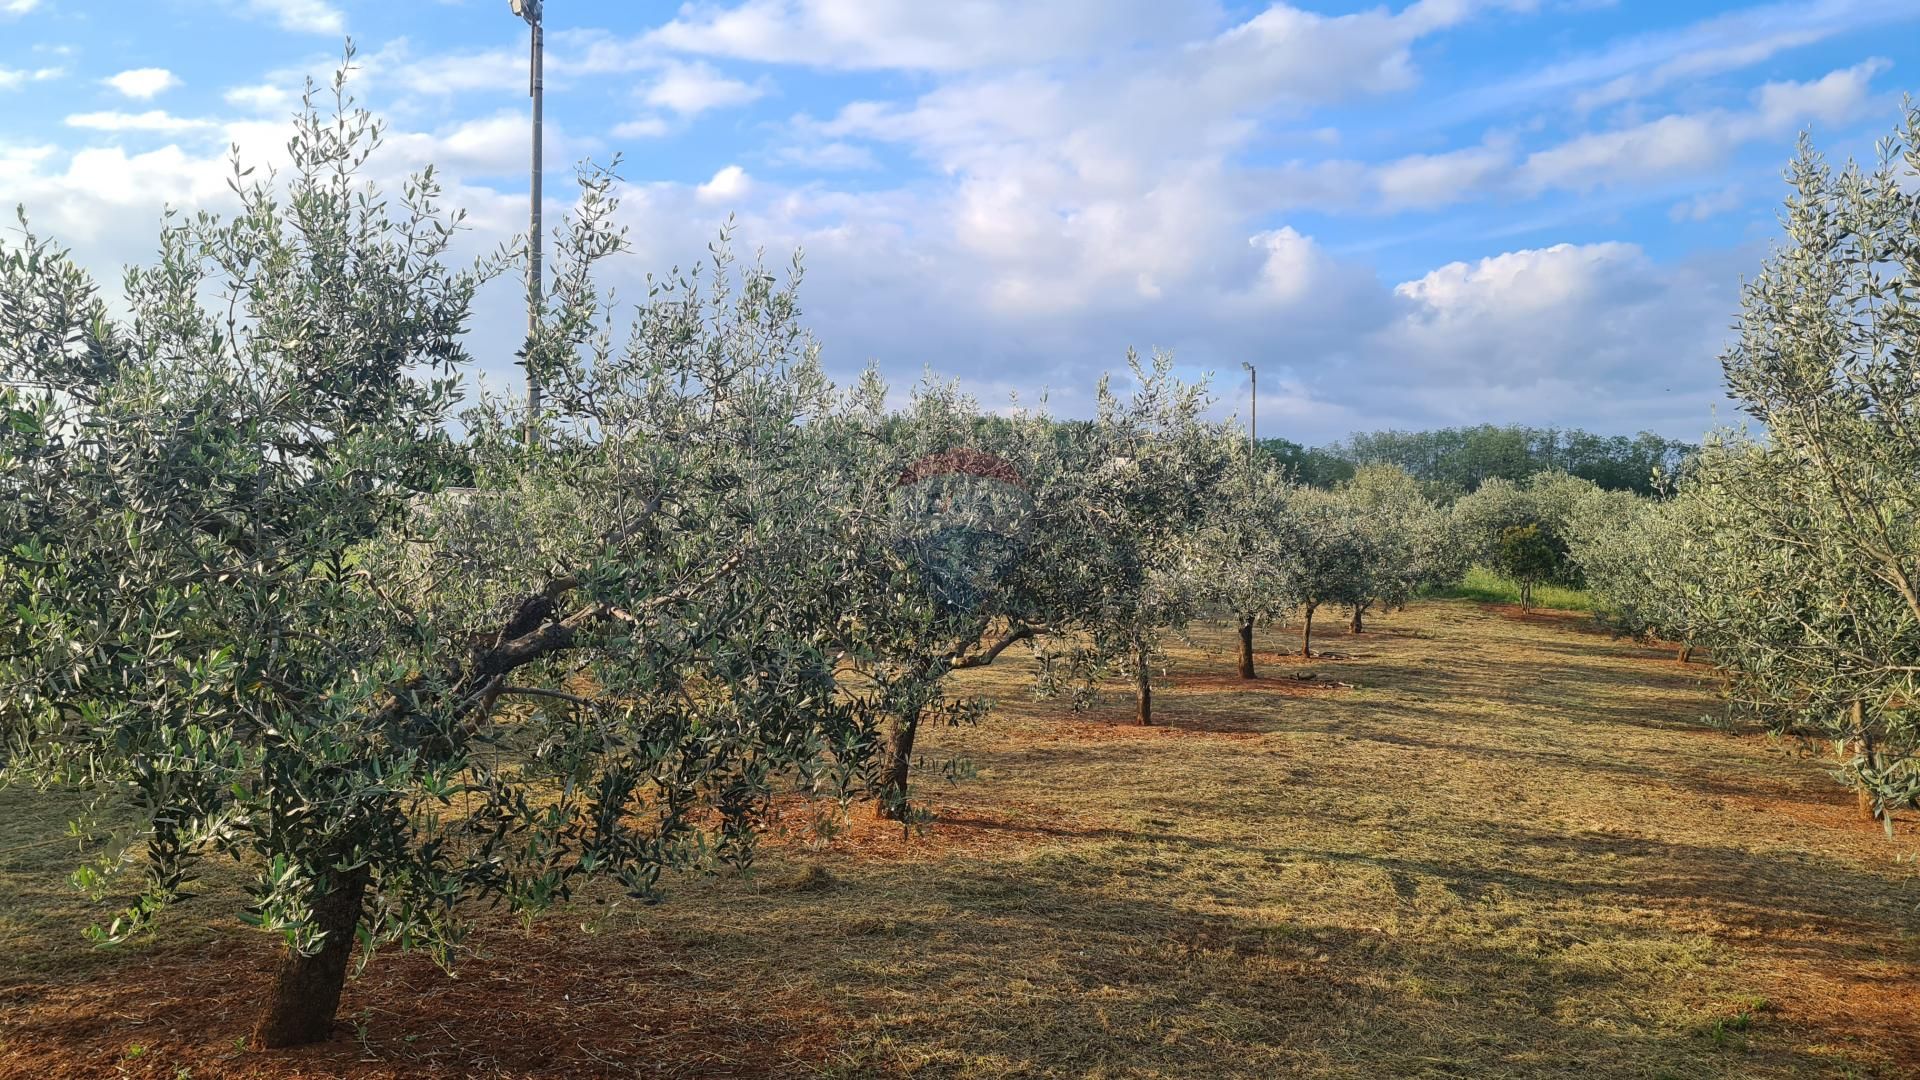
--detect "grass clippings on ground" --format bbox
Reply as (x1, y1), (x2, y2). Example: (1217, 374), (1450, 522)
(4, 600), (1918, 1078)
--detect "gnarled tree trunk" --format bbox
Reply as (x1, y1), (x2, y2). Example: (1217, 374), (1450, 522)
(1349, 606), (1365, 634)
(1135, 639), (1153, 725)
(876, 709), (921, 821)
(1676, 643), (1693, 664)
(1300, 602), (1317, 657)
(251, 865), (370, 1049)
(1237, 615), (1256, 680)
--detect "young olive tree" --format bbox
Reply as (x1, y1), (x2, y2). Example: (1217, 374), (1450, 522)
(1195, 451), (1304, 679)
(1287, 487), (1371, 657)
(1, 85), (882, 1048)
(1336, 464), (1465, 632)
(1033, 352), (1228, 724)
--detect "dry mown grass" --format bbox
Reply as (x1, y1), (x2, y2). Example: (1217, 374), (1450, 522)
(4, 600), (1918, 1078)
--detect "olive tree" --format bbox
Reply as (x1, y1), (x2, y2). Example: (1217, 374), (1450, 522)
(1453, 470), (1600, 597)
(819, 375), (1049, 820)
(1195, 452), (1304, 679)
(1563, 486), (1701, 659)
(1678, 108), (1920, 823)
(1287, 487), (1371, 657)
(1031, 352), (1228, 724)
(0, 86), (883, 1047)
(1336, 464), (1466, 632)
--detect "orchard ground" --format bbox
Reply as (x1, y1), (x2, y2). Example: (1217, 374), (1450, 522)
(3, 599), (1918, 1079)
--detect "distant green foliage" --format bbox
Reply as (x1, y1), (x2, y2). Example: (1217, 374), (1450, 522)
(1259, 437), (1356, 488)
(1270, 425), (1693, 496)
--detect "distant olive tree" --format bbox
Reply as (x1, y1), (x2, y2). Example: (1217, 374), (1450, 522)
(1031, 352), (1228, 724)
(1287, 487), (1371, 657)
(1563, 486), (1699, 660)
(0, 84), (884, 1048)
(1337, 464), (1466, 632)
(1196, 452), (1304, 679)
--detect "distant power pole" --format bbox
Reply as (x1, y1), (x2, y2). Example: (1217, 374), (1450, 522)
(510, 0), (545, 439)
(1241, 362), (1257, 459)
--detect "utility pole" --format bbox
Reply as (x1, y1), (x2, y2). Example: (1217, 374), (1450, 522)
(1241, 362), (1257, 462)
(510, 0), (544, 439)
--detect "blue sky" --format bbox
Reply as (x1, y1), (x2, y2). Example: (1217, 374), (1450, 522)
(3, 0), (1917, 443)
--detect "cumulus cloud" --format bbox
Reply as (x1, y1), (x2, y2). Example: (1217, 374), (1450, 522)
(65, 110), (214, 133)
(0, 65), (60, 89)
(224, 83), (295, 112)
(1, 0), (41, 15)
(696, 164), (752, 203)
(1521, 59), (1888, 192)
(642, 60), (765, 115)
(1368, 242), (1737, 431)
(105, 68), (180, 100)
(242, 0), (343, 34)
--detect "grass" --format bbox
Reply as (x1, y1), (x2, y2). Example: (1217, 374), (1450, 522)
(5, 600), (1920, 1078)
(1425, 565), (1594, 612)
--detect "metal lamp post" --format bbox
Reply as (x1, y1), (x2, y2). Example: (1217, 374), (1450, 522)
(510, 0), (544, 437)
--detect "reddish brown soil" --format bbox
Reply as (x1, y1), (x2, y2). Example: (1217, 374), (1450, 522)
(0, 924), (832, 1079)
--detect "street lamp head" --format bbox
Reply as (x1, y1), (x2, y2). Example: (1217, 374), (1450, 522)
(509, 0), (540, 23)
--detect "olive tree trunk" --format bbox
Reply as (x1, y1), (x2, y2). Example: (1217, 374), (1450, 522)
(251, 866), (370, 1049)
(1237, 615), (1256, 680)
(1676, 643), (1693, 664)
(1348, 606), (1365, 634)
(1134, 638), (1153, 725)
(1300, 602), (1317, 657)
(876, 708), (921, 821)
(1853, 702), (1878, 823)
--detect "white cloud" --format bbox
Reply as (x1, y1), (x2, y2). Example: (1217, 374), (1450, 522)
(362, 38), (525, 96)
(773, 141), (878, 171)
(1, 0), (41, 15)
(612, 117), (671, 140)
(65, 111), (215, 133)
(643, 60), (765, 115)
(385, 112), (593, 176)
(0, 66), (61, 90)
(696, 164), (752, 203)
(105, 68), (180, 101)
(1375, 142), (1513, 209)
(1522, 59), (1888, 191)
(1378, 241), (1734, 420)
(225, 83), (295, 113)
(649, 0), (1215, 72)
(243, 0), (344, 34)
(1669, 186), (1746, 222)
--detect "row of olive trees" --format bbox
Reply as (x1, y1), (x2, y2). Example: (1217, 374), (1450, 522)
(0, 80), (1469, 1050)
(1550, 111), (1920, 832)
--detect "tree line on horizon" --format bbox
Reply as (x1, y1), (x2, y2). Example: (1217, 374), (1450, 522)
(1265, 424), (1696, 496)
